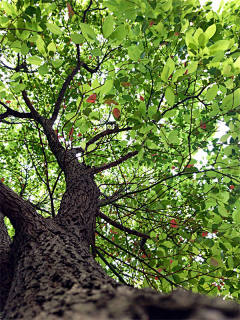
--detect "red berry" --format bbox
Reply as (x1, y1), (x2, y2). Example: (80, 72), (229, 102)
(230, 185), (234, 189)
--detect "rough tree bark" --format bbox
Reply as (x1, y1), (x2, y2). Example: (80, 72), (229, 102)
(1, 179), (240, 320)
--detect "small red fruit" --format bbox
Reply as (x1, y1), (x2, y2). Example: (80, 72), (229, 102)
(230, 185), (234, 189)
(202, 231), (208, 237)
(150, 21), (155, 26)
(171, 166), (175, 169)
(200, 123), (207, 129)
(140, 95), (144, 101)
(77, 133), (82, 137)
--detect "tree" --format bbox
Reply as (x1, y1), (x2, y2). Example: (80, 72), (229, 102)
(0, 0), (240, 318)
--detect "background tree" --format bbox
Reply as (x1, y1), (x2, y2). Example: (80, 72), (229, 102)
(0, 0), (240, 319)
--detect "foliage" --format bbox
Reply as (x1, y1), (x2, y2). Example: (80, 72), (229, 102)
(0, 0), (240, 300)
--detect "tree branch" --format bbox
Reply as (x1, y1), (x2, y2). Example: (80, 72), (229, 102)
(161, 86), (208, 117)
(73, 126), (133, 154)
(0, 181), (45, 237)
(93, 151), (138, 174)
(0, 102), (33, 121)
(97, 209), (150, 239)
(51, 64), (81, 124)
(82, 0), (93, 22)
(22, 90), (44, 125)
(94, 247), (128, 285)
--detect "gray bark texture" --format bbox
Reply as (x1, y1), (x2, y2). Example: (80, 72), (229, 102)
(1, 179), (240, 320)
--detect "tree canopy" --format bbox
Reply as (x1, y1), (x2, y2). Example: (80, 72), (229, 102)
(0, 0), (240, 301)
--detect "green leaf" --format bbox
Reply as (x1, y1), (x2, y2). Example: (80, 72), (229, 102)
(46, 23), (62, 35)
(137, 148), (144, 160)
(21, 43), (29, 55)
(166, 57), (175, 75)
(161, 0), (172, 11)
(39, 64), (49, 75)
(161, 65), (170, 82)
(80, 141), (86, 150)
(138, 102), (146, 116)
(92, 48), (102, 56)
(2, 2), (15, 15)
(87, 143), (97, 152)
(52, 59), (63, 68)
(47, 42), (56, 54)
(218, 206), (228, 217)
(188, 61), (198, 74)
(65, 112), (78, 121)
(110, 24), (127, 40)
(205, 24), (216, 39)
(36, 36), (45, 55)
(122, 95), (133, 101)
(155, 21), (164, 33)
(198, 33), (209, 47)
(99, 79), (113, 95)
(206, 85), (218, 102)
(212, 50), (224, 62)
(172, 68), (185, 82)
(103, 15), (114, 38)
(80, 23), (97, 42)
(168, 131), (180, 144)
(234, 56), (240, 69)
(209, 40), (231, 54)
(232, 209), (240, 223)
(165, 87), (175, 106)
(27, 56), (42, 66)
(128, 46), (141, 61)
(70, 34), (84, 44)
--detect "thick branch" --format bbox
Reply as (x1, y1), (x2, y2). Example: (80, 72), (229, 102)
(22, 90), (44, 124)
(0, 211), (13, 311)
(97, 209), (150, 239)
(0, 181), (44, 236)
(0, 102), (33, 121)
(93, 151), (138, 174)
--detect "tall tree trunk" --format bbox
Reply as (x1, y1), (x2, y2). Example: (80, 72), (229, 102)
(0, 212), (13, 311)
(1, 181), (240, 320)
